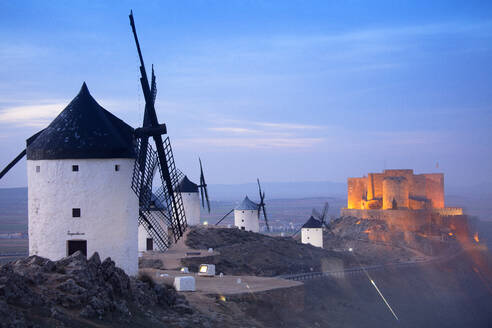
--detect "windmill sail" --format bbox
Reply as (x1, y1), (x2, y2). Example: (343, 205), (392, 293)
(198, 158), (211, 213)
(129, 11), (187, 250)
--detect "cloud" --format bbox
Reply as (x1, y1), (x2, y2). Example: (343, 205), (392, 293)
(177, 137), (324, 149)
(0, 103), (65, 127)
(208, 127), (261, 134)
(192, 119), (326, 149)
(254, 121), (322, 130)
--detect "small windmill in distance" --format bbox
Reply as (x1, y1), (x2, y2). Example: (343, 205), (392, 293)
(172, 158), (211, 226)
(215, 178), (270, 232)
(292, 202), (329, 248)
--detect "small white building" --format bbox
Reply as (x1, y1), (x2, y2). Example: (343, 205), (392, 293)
(234, 196), (259, 232)
(301, 216), (323, 248)
(26, 83), (139, 275)
(176, 176), (201, 226)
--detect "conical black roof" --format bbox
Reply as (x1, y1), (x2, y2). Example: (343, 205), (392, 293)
(26, 83), (135, 160)
(235, 196), (259, 211)
(302, 216), (322, 229)
(177, 176), (198, 193)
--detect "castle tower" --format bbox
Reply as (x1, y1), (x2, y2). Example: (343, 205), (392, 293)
(26, 83), (138, 275)
(382, 176), (409, 209)
(176, 176), (201, 226)
(234, 196), (259, 232)
(301, 216), (323, 248)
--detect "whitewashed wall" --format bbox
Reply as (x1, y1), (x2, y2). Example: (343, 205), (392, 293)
(138, 216), (169, 252)
(180, 192), (201, 226)
(27, 158), (138, 275)
(234, 209), (259, 232)
(301, 228), (323, 248)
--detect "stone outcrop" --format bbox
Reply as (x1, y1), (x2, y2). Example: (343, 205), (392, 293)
(0, 251), (212, 327)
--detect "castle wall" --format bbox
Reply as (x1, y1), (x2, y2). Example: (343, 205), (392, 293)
(27, 158), (138, 275)
(341, 208), (467, 234)
(347, 177), (366, 209)
(347, 170), (446, 211)
(409, 197), (430, 210)
(422, 173), (444, 208)
(411, 174), (427, 199)
(434, 207), (463, 216)
(367, 173), (384, 200)
(341, 208), (433, 232)
(382, 177), (409, 209)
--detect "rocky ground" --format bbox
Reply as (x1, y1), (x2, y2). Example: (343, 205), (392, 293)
(1, 219), (488, 327)
(182, 227), (357, 276)
(181, 218), (458, 277)
(323, 216), (461, 264)
(0, 251), (215, 328)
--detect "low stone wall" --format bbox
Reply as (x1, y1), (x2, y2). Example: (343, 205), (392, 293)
(340, 208), (468, 233)
(434, 207), (463, 216)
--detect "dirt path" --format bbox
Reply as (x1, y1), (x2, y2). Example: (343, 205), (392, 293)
(141, 268), (302, 296)
(140, 228), (220, 270)
(139, 228), (302, 296)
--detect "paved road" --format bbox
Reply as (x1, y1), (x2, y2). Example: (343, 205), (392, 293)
(276, 246), (466, 282)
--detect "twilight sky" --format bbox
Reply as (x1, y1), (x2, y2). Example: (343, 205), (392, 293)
(0, 0), (491, 189)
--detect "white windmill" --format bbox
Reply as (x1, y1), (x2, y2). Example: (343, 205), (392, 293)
(293, 203), (329, 248)
(215, 179), (270, 233)
(0, 13), (190, 275)
(175, 158), (210, 226)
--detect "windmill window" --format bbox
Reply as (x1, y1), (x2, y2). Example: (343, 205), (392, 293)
(241, 219), (244, 222)
(242, 211), (244, 213)
(35, 166), (40, 173)
(72, 165), (79, 172)
(114, 165), (120, 172)
(72, 208), (81, 218)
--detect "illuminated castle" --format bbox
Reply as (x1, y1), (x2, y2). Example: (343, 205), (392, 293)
(347, 169), (446, 211)
(341, 169), (464, 232)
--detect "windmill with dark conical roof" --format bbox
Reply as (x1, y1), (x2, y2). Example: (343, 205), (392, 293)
(215, 179), (270, 232)
(155, 158), (211, 227)
(0, 83), (141, 274)
(0, 12), (190, 273)
(292, 202), (329, 248)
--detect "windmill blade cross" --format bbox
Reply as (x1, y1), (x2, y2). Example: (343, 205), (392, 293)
(199, 158), (211, 213)
(200, 183), (205, 208)
(262, 204), (270, 232)
(321, 202), (329, 224)
(130, 11), (186, 241)
(257, 178), (263, 203)
(321, 202), (330, 227)
(1, 129), (45, 181)
(215, 208), (234, 226)
(204, 185), (210, 213)
(292, 226), (302, 236)
(256, 178), (270, 231)
(312, 208), (322, 220)
(0, 149), (26, 180)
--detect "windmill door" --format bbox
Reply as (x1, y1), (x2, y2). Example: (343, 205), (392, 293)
(146, 238), (153, 251)
(67, 240), (87, 257)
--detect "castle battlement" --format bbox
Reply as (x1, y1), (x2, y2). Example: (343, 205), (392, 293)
(346, 169), (445, 210)
(341, 169), (465, 234)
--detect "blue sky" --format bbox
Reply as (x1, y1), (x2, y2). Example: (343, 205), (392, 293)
(0, 0), (491, 189)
